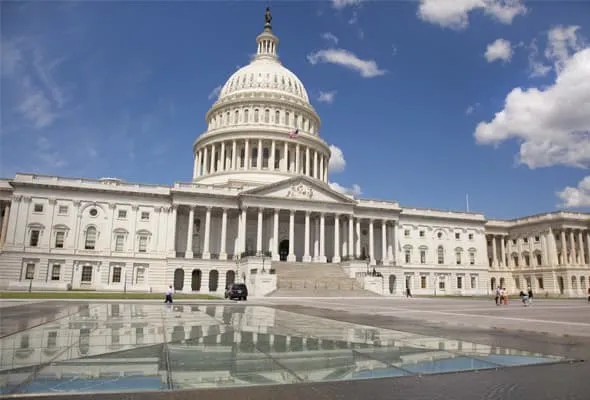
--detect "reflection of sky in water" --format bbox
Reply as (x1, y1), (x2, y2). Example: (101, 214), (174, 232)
(0, 304), (565, 395)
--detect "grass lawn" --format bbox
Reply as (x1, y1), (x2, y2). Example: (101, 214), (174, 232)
(0, 291), (221, 300)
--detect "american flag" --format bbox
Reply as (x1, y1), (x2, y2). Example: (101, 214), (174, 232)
(288, 128), (299, 138)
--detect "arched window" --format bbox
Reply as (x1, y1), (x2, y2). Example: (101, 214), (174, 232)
(251, 147), (258, 168)
(455, 249), (462, 265)
(285, 111), (290, 126)
(209, 270), (219, 292)
(437, 246), (444, 264)
(264, 109), (270, 123)
(244, 109), (249, 123)
(262, 147), (269, 168)
(234, 110), (239, 124)
(275, 110), (280, 124)
(85, 227), (97, 250)
(254, 109), (259, 122)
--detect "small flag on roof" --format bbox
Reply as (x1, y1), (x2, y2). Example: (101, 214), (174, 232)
(288, 129), (299, 138)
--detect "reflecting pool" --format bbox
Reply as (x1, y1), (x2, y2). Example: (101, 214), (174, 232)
(0, 303), (565, 395)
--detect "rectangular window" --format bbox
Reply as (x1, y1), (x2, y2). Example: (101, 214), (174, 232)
(136, 267), (145, 284)
(47, 331), (57, 348)
(537, 277), (544, 289)
(534, 236), (540, 242)
(457, 276), (463, 289)
(51, 264), (60, 281)
(419, 230), (425, 237)
(456, 251), (461, 265)
(536, 254), (542, 266)
(525, 255), (530, 266)
(136, 327), (144, 345)
(523, 237), (528, 243)
(34, 203), (43, 213)
(58, 205), (68, 215)
(469, 252), (475, 265)
(118, 210), (127, 219)
(112, 267), (122, 283)
(30, 230), (40, 247)
(25, 263), (35, 279)
(439, 280), (445, 290)
(515, 278), (521, 289)
(404, 230), (410, 237)
(468, 233), (474, 240)
(420, 276), (427, 289)
(513, 239), (517, 245)
(138, 236), (148, 252)
(420, 250), (426, 264)
(55, 231), (65, 248)
(81, 266), (92, 282)
(404, 250), (411, 264)
(140, 211), (150, 221)
(455, 233), (460, 239)
(115, 235), (125, 252)
(471, 276), (477, 289)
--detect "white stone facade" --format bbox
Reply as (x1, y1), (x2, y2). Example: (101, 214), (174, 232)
(0, 12), (588, 297)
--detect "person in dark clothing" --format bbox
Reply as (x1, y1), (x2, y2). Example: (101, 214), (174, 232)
(406, 287), (412, 298)
(527, 288), (534, 304)
(165, 285), (174, 304)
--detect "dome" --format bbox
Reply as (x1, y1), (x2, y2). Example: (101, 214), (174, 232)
(218, 59), (310, 103)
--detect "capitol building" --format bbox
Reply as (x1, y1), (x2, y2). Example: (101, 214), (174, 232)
(0, 10), (588, 298)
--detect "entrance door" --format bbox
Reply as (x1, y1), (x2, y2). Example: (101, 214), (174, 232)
(279, 240), (289, 261)
(174, 269), (184, 291)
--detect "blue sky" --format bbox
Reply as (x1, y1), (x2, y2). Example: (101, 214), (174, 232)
(1, 1), (589, 219)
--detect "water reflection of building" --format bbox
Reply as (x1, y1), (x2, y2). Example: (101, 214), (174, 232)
(0, 305), (560, 394)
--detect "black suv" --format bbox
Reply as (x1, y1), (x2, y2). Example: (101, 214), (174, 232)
(225, 283), (248, 301)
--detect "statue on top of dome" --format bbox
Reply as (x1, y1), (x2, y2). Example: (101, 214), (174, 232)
(264, 7), (272, 26)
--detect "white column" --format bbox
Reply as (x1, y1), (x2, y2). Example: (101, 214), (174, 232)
(324, 161), (328, 183)
(257, 139), (262, 170)
(0, 203), (10, 246)
(167, 205), (177, 257)
(355, 218), (361, 258)
(209, 144), (215, 173)
(220, 208), (227, 260)
(244, 140), (250, 170)
(203, 207), (211, 259)
(577, 231), (585, 265)
(270, 140), (276, 170)
(202, 147), (208, 174)
(560, 230), (567, 265)
(500, 236), (506, 267)
(319, 213), (326, 262)
(273, 209), (279, 261)
(240, 208), (247, 254)
(305, 147), (310, 177)
(220, 141), (226, 171)
(348, 216), (354, 260)
(586, 231), (590, 265)
(313, 151), (318, 179)
(256, 208), (263, 254)
(288, 210), (296, 261)
(491, 236), (498, 267)
(381, 220), (387, 263)
(387, 222), (395, 264)
(303, 211), (311, 262)
(313, 216), (319, 261)
(193, 152), (199, 179)
(185, 207), (194, 259)
(333, 214), (340, 263)
(319, 157), (324, 181)
(232, 140), (237, 170)
(295, 144), (300, 174)
(541, 232), (548, 266)
(369, 219), (375, 265)
(569, 230), (576, 265)
(283, 141), (288, 172)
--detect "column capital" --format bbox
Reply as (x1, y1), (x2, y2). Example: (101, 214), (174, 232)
(11, 195), (22, 202)
(108, 203), (117, 209)
(290, 209), (295, 216)
(205, 206), (212, 211)
(48, 197), (57, 205)
(258, 207), (265, 212)
(305, 210), (311, 216)
(131, 204), (139, 211)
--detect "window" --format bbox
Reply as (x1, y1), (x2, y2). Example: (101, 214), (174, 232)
(404, 229), (410, 237)
(437, 232), (443, 239)
(419, 230), (425, 237)
(534, 236), (540, 242)
(138, 235), (148, 252)
(457, 276), (463, 289)
(523, 237), (528, 243)
(274, 149), (280, 169)
(437, 246), (444, 264)
(471, 276), (477, 289)
(244, 109), (249, 122)
(515, 277), (520, 289)
(251, 147), (258, 168)
(420, 250), (426, 264)
(262, 147), (269, 168)
(468, 233), (474, 240)
(439, 279), (445, 290)
(264, 109), (269, 123)
(55, 231), (65, 248)
(524, 254), (530, 266)
(25, 263), (35, 279)
(47, 331), (57, 348)
(34, 203), (43, 213)
(234, 110), (239, 124)
(404, 249), (411, 263)
(456, 251), (461, 265)
(254, 109), (259, 122)
(89, 208), (98, 217)
(85, 227), (97, 250)
(112, 267), (122, 283)
(136, 267), (145, 284)
(30, 230), (40, 247)
(115, 235), (125, 252)
(536, 254), (542, 266)
(58, 205), (68, 215)
(81, 266), (92, 282)
(512, 239), (517, 245)
(285, 111), (290, 126)
(118, 210), (127, 219)
(141, 212), (150, 221)
(421, 276), (427, 289)
(537, 277), (544, 289)
(275, 110), (280, 124)
(469, 251), (475, 265)
(455, 232), (460, 240)
(51, 264), (60, 281)
(514, 256), (519, 267)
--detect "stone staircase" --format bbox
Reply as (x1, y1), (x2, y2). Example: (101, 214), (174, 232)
(268, 262), (377, 297)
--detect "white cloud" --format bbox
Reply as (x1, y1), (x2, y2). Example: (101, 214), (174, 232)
(557, 176), (590, 208)
(474, 38), (590, 170)
(485, 38), (513, 63)
(307, 49), (386, 78)
(417, 0), (526, 30)
(329, 145), (346, 173)
(35, 136), (68, 169)
(329, 182), (362, 197)
(317, 91), (337, 104)
(321, 32), (339, 45)
(527, 39), (551, 78)
(544, 25), (586, 74)
(208, 85), (222, 100)
(465, 102), (480, 115)
(332, 0), (362, 10)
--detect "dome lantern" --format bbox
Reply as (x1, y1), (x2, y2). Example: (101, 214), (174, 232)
(254, 7), (279, 61)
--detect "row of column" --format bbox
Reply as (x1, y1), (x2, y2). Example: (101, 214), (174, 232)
(488, 228), (590, 268)
(193, 139), (328, 183)
(0, 201), (10, 247)
(180, 206), (397, 264)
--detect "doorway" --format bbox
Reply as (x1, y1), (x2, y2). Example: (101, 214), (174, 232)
(279, 239), (289, 261)
(191, 269), (202, 291)
(174, 269), (184, 291)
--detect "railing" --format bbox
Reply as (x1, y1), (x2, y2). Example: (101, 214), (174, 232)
(276, 279), (362, 291)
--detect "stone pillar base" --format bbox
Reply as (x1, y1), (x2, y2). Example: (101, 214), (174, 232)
(287, 255), (296, 262)
(167, 251), (176, 258)
(219, 252), (227, 260)
(202, 252), (211, 260)
(333, 256), (341, 263)
(302, 255), (312, 262)
(185, 251), (193, 259)
(272, 254), (280, 261)
(316, 256), (327, 263)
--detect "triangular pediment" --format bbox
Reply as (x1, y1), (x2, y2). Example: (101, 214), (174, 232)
(240, 176), (356, 204)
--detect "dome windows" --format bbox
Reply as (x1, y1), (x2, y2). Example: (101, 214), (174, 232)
(254, 109), (259, 122)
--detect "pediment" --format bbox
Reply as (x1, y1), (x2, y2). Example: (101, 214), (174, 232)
(240, 177), (355, 204)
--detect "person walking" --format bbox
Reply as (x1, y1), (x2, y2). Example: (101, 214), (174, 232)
(165, 285), (174, 304)
(494, 287), (501, 306)
(527, 287), (534, 305)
